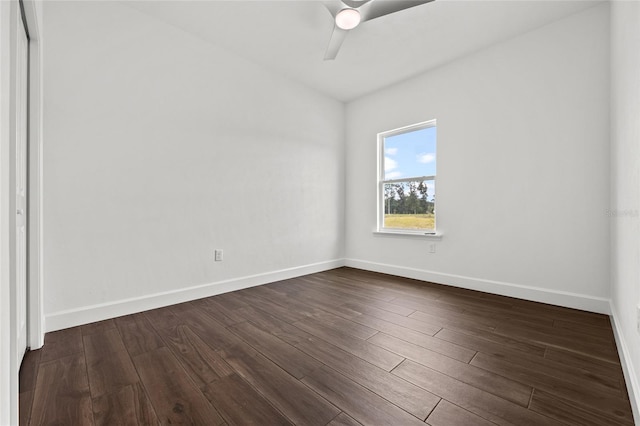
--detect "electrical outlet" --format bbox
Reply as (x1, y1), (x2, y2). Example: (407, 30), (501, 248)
(215, 249), (223, 262)
(429, 243), (436, 254)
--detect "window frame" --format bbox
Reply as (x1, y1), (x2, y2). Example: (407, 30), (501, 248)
(377, 119), (437, 236)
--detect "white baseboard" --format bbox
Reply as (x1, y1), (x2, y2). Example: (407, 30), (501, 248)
(45, 259), (345, 332)
(45, 257), (613, 330)
(610, 303), (640, 424)
(344, 258), (611, 314)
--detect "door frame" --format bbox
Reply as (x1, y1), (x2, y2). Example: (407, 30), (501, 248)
(22, 0), (44, 352)
(15, 0), (28, 364)
(0, 0), (42, 424)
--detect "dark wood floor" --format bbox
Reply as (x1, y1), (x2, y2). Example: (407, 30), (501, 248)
(19, 267), (634, 425)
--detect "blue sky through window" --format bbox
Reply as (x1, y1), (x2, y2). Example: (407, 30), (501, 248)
(384, 126), (436, 180)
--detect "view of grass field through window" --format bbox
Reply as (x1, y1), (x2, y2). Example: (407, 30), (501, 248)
(381, 123), (436, 231)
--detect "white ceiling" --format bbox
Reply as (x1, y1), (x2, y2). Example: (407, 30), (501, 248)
(127, 0), (602, 102)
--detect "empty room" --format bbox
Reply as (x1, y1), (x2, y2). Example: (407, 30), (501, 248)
(2, 0), (640, 424)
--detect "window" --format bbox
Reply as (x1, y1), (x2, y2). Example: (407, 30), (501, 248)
(378, 120), (436, 234)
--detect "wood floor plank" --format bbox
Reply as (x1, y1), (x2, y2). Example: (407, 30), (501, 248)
(544, 346), (625, 381)
(421, 292), (556, 329)
(115, 313), (165, 357)
(302, 366), (427, 426)
(250, 284), (344, 319)
(529, 389), (634, 426)
(210, 290), (253, 311)
(458, 304), (555, 331)
(295, 276), (415, 315)
(331, 274), (429, 303)
(235, 305), (315, 347)
(327, 412), (363, 426)
(493, 322), (619, 362)
(470, 352), (633, 423)
(81, 319), (117, 336)
(369, 332), (531, 406)
(294, 314), (381, 347)
(426, 400), (497, 426)
(306, 274), (400, 303)
(305, 310), (379, 340)
(264, 283), (370, 320)
(436, 289), (515, 312)
(393, 359), (563, 426)
(30, 353), (94, 425)
(166, 304), (244, 352)
(434, 328), (623, 393)
(255, 289), (382, 349)
(91, 382), (159, 426)
(301, 277), (417, 316)
(157, 324), (235, 387)
(403, 299), (513, 333)
(19, 391), (33, 426)
(511, 303), (611, 328)
(19, 349), (41, 393)
(499, 317), (615, 346)
(83, 329), (139, 398)
(19, 350), (38, 425)
(293, 318), (405, 371)
(218, 341), (340, 425)
(191, 296), (248, 327)
(142, 306), (182, 331)
(234, 289), (313, 323)
(227, 320), (322, 379)
(295, 334), (440, 420)
(132, 347), (225, 425)
(388, 295), (467, 317)
(393, 294), (505, 328)
(408, 309), (497, 333)
(333, 311), (475, 362)
(325, 269), (442, 302)
(434, 327), (546, 358)
(340, 302), (442, 336)
(553, 318), (615, 340)
(39, 327), (84, 363)
(202, 373), (293, 426)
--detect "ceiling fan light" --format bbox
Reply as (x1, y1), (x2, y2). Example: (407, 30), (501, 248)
(335, 8), (361, 30)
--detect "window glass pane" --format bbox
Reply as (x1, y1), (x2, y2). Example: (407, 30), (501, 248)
(383, 179), (435, 230)
(384, 126), (436, 181)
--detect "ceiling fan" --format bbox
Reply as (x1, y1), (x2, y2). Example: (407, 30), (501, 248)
(322, 0), (434, 60)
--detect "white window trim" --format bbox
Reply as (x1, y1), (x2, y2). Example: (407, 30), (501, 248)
(376, 119), (440, 237)
(373, 230), (443, 239)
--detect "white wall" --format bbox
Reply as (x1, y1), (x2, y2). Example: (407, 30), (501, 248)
(610, 0), (640, 418)
(345, 4), (611, 311)
(43, 1), (345, 330)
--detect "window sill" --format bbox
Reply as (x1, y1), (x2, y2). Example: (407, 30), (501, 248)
(373, 230), (443, 240)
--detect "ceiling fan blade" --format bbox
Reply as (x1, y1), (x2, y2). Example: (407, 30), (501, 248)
(341, 0), (373, 8)
(324, 25), (349, 60)
(322, 0), (343, 17)
(361, 0), (433, 22)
